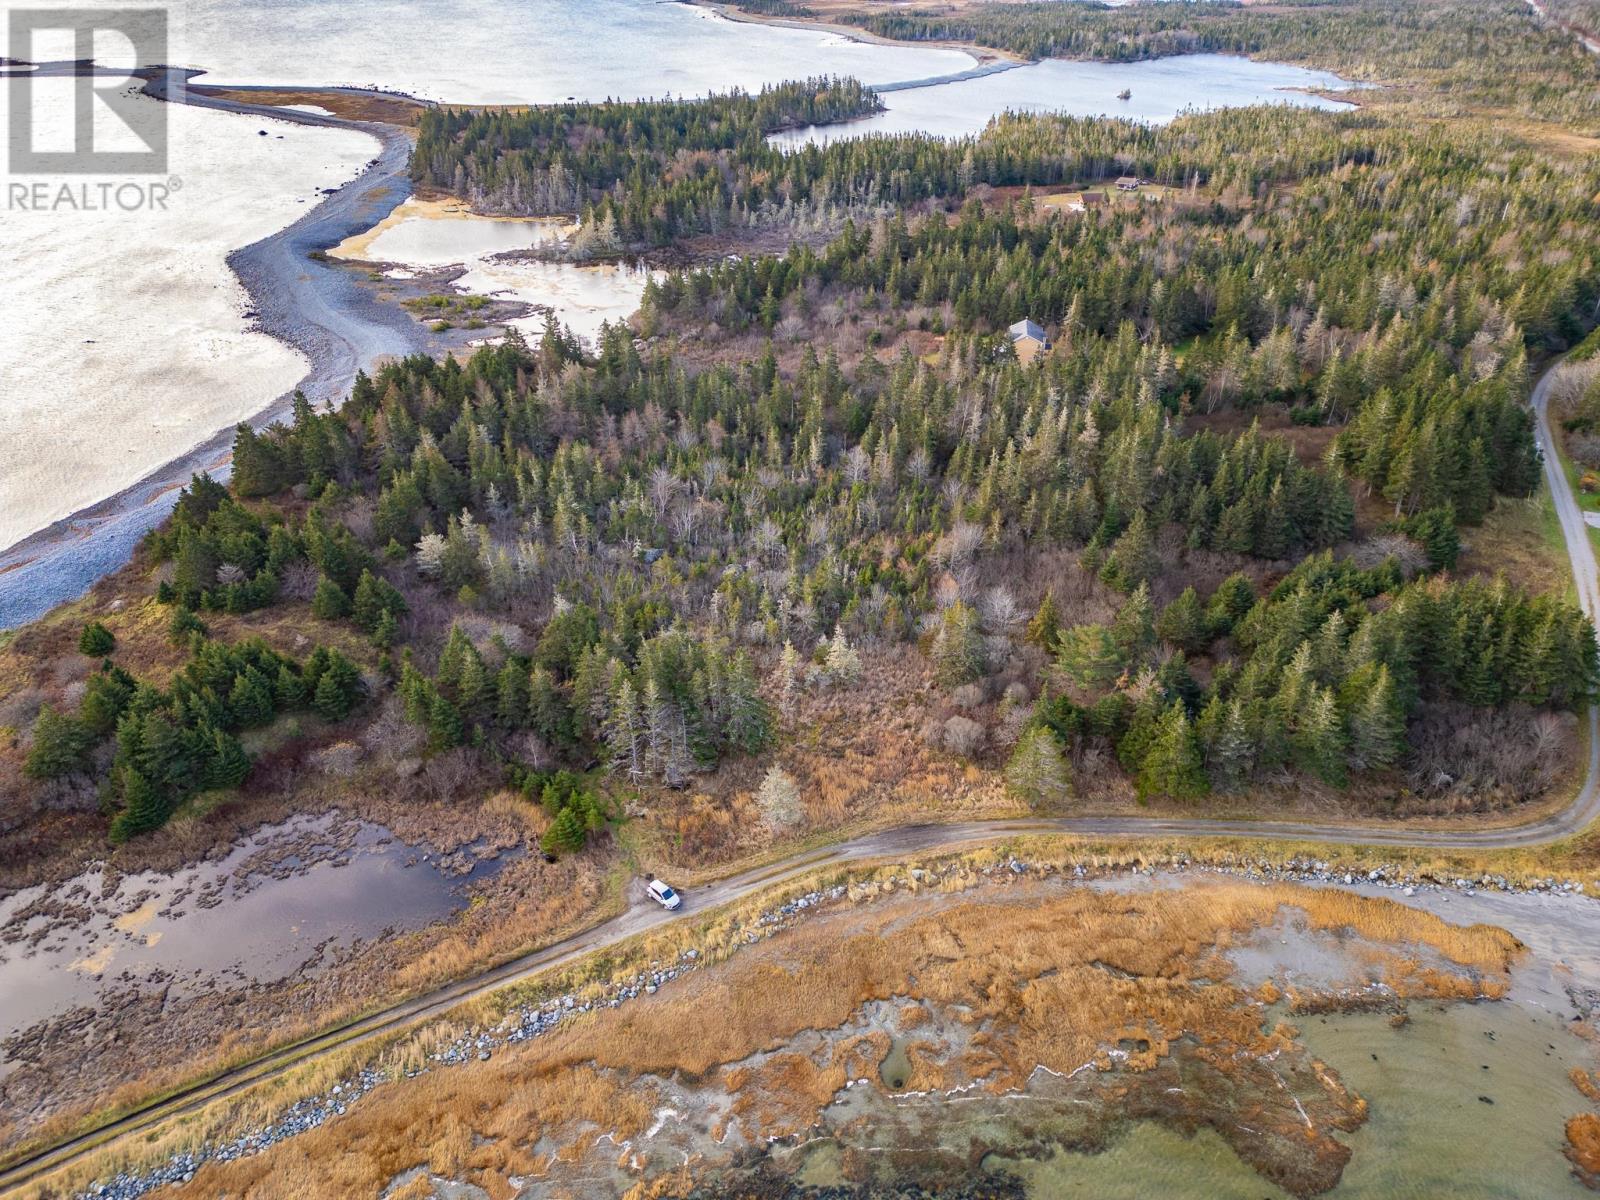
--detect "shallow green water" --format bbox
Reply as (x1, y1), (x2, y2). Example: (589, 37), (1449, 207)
(991, 996), (1592, 1199)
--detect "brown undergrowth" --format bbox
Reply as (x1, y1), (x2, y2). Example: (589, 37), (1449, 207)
(190, 86), (425, 126)
(141, 874), (1519, 1200)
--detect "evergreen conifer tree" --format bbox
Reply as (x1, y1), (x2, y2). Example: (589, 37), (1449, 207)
(1138, 702), (1209, 802)
(110, 769), (168, 842)
(1156, 587), (1209, 654)
(427, 691), (465, 750)
(204, 727), (252, 789)
(1005, 726), (1073, 807)
(25, 706), (91, 780)
(311, 576), (352, 620)
(1025, 589), (1061, 649)
(1346, 663), (1404, 771)
(78, 622), (115, 657)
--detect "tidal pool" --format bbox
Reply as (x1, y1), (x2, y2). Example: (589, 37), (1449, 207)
(980, 881), (1600, 1198)
(769, 53), (1357, 147)
(720, 878), (1600, 1200)
(0, 813), (504, 1054)
(332, 200), (657, 348)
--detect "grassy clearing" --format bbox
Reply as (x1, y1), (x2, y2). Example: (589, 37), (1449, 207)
(1552, 436), (1600, 560)
(1567, 327), (1600, 363)
(1462, 483), (1575, 600)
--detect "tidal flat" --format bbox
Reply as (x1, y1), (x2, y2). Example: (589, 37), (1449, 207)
(0, 786), (608, 1159)
(329, 200), (658, 348)
(0, 812), (507, 1047)
(129, 869), (1600, 1200)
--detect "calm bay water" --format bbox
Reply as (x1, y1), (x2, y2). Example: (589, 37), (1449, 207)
(1, 0), (972, 102)
(332, 202), (658, 347)
(772, 53), (1355, 146)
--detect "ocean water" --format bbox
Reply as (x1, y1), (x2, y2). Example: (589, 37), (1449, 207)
(2, 0), (974, 102)
(0, 78), (376, 552)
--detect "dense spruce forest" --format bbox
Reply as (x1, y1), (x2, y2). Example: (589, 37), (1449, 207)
(12, 0), (1600, 850)
(412, 79), (896, 248)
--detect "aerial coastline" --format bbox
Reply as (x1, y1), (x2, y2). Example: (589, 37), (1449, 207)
(5, 0), (1600, 1195)
(0, 72), (461, 627)
(0, 43), (1356, 628)
(0, 35), (1011, 628)
(689, 0), (1031, 67)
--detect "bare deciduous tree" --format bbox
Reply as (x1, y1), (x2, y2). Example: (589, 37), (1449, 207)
(980, 585), (1023, 632)
(757, 764), (803, 832)
(942, 715), (986, 758)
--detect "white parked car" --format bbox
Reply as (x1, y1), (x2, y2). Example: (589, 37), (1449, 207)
(647, 878), (682, 910)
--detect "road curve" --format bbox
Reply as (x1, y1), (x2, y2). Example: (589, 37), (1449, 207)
(2, 379), (1598, 1200)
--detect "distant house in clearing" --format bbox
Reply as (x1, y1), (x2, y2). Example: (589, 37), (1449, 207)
(1115, 175), (1141, 191)
(1080, 190), (1105, 209)
(1008, 319), (1051, 365)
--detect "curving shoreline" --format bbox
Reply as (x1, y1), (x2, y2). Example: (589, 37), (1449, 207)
(0, 36), (1013, 632)
(689, 0), (1028, 68)
(0, 70), (431, 629)
(0, 39), (1350, 631)
(0, 43), (1018, 632)
(4, 829), (1598, 1197)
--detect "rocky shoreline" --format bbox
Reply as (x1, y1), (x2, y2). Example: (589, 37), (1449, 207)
(0, 71), (495, 629)
(60, 855), (1600, 1200)
(690, 0), (1029, 70)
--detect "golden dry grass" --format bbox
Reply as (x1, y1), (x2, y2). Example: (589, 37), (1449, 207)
(1573, 1066), (1600, 1102)
(1460, 488), (1573, 599)
(190, 86), (424, 126)
(1568, 1112), (1600, 1180)
(645, 644), (1016, 871)
(132, 873), (1516, 1200)
(12, 835), (1534, 1200)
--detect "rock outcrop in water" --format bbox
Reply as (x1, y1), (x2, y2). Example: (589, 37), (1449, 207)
(1571, 1113), (1600, 1190)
